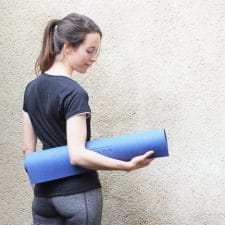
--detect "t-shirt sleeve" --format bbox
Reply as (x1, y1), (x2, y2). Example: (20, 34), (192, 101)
(23, 83), (30, 112)
(23, 95), (28, 112)
(63, 89), (91, 120)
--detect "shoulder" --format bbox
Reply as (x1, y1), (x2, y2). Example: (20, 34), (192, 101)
(59, 77), (88, 98)
(24, 77), (39, 93)
(24, 74), (48, 88)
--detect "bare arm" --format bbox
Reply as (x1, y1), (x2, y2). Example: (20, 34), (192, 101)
(22, 111), (37, 158)
(22, 110), (37, 189)
(67, 114), (154, 172)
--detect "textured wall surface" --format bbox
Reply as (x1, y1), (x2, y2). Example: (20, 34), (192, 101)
(0, 0), (225, 224)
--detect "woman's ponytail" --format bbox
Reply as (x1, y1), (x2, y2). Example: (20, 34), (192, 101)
(35, 19), (59, 75)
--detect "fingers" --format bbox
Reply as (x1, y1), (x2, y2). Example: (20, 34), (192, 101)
(143, 150), (154, 158)
(126, 150), (155, 171)
(131, 150), (154, 162)
(138, 151), (155, 165)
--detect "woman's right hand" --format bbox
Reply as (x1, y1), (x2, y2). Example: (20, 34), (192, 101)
(125, 151), (154, 172)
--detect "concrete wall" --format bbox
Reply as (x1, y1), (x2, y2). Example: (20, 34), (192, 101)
(1, 0), (225, 224)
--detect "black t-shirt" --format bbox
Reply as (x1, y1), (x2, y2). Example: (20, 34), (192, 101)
(23, 73), (101, 197)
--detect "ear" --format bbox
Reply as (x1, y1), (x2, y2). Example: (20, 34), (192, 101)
(63, 43), (74, 55)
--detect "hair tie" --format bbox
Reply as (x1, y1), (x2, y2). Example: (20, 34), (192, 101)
(55, 19), (60, 31)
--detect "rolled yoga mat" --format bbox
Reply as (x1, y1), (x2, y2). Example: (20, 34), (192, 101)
(25, 128), (169, 184)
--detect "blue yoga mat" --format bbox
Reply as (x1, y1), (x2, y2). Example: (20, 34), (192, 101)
(25, 128), (169, 184)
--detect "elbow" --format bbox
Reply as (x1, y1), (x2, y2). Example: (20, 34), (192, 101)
(22, 145), (28, 156)
(69, 157), (80, 166)
(22, 145), (34, 158)
(69, 151), (85, 166)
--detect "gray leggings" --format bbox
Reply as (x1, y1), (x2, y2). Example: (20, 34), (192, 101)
(32, 188), (103, 225)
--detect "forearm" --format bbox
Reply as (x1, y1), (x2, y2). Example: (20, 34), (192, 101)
(69, 147), (130, 171)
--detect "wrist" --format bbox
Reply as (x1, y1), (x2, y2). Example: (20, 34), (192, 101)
(118, 161), (132, 172)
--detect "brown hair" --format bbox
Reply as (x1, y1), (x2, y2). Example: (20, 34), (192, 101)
(35, 13), (102, 75)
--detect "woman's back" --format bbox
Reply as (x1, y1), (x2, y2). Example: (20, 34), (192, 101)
(24, 73), (91, 149)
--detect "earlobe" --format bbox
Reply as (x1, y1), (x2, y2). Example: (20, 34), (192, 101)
(65, 48), (71, 55)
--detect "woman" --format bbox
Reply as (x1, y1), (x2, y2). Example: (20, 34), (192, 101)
(23, 13), (154, 225)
